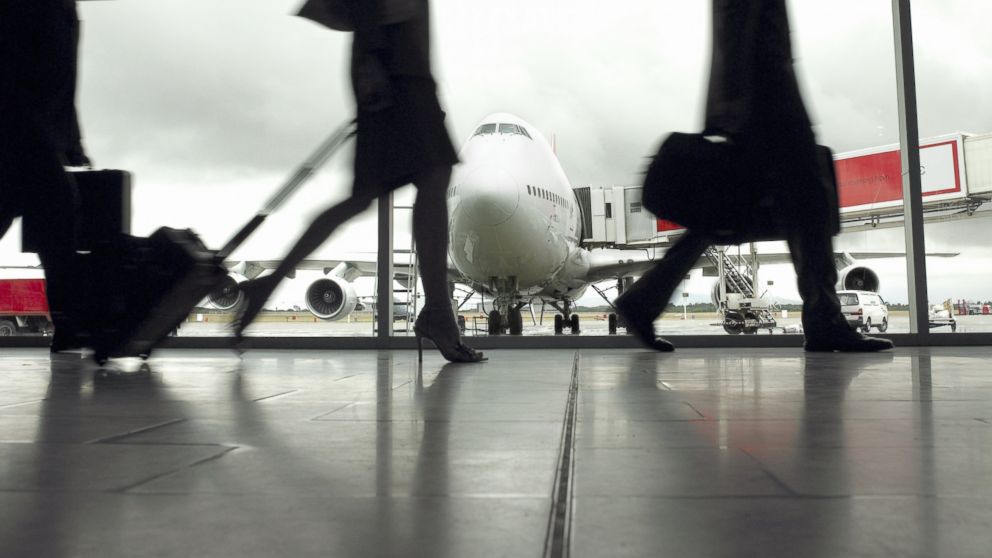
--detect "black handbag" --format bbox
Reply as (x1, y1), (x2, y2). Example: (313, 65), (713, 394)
(642, 132), (840, 243)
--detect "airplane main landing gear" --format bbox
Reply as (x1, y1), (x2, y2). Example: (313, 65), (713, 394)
(508, 307), (523, 335)
(488, 309), (501, 335)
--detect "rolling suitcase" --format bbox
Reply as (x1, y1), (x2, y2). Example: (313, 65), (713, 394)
(90, 120), (356, 364)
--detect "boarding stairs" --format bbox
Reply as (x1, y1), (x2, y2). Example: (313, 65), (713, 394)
(703, 247), (777, 334)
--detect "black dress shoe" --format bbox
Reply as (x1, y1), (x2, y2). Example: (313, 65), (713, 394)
(615, 293), (675, 352)
(804, 330), (894, 352)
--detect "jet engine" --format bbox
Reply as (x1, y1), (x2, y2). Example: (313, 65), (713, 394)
(305, 276), (359, 321)
(207, 273), (246, 311)
(837, 265), (880, 292)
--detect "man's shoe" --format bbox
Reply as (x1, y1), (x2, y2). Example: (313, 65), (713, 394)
(615, 292), (675, 352)
(804, 331), (894, 352)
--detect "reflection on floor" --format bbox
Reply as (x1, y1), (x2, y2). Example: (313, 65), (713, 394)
(1, 347), (990, 557)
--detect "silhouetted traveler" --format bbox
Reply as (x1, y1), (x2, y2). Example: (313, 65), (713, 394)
(616, 0), (892, 352)
(0, 0), (90, 351)
(235, 0), (484, 363)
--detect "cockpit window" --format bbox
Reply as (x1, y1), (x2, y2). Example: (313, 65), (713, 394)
(504, 123), (532, 139)
(472, 122), (533, 140)
(498, 123), (518, 135)
(472, 123), (498, 136)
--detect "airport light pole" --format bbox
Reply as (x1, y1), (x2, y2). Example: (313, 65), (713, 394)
(892, 0), (930, 336)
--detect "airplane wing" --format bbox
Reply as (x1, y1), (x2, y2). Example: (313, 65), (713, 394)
(584, 249), (663, 283)
(583, 248), (960, 283)
(224, 252), (418, 280)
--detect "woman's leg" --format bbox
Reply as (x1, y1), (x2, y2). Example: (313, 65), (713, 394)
(411, 165), (452, 313)
(235, 192), (376, 335)
(409, 165), (484, 362)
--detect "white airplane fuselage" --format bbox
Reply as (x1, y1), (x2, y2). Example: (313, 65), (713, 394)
(448, 113), (590, 304)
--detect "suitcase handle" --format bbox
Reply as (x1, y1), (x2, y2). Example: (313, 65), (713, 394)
(216, 119), (357, 261)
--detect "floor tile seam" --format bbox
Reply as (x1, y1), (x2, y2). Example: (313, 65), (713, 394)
(251, 389), (301, 402)
(571, 444), (972, 450)
(114, 446), (241, 494)
(568, 493), (990, 501)
(738, 447), (801, 497)
(85, 418), (190, 444)
(308, 418), (571, 424)
(308, 401), (360, 420)
(574, 417), (992, 423)
(125, 490), (557, 498)
(543, 351), (580, 558)
(0, 490), (554, 502)
(0, 399), (45, 409)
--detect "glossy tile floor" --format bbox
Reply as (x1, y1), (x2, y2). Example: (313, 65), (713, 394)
(1, 347), (990, 557)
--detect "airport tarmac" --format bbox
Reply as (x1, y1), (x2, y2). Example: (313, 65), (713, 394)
(178, 312), (992, 337)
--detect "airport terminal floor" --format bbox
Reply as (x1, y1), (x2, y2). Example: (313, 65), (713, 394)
(1, 346), (990, 557)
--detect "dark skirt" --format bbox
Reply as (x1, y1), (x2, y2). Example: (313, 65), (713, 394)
(353, 76), (458, 196)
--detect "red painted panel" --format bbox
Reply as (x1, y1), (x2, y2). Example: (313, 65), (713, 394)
(0, 279), (50, 314)
(835, 140), (962, 210)
(656, 219), (684, 232)
(835, 150), (904, 207)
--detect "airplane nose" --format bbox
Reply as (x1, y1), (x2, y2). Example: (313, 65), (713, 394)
(457, 165), (519, 226)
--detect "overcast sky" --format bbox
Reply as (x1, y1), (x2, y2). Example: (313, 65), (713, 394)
(2, 0), (991, 306)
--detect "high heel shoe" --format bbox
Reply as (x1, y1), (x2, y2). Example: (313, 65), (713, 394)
(232, 274), (281, 341)
(413, 308), (486, 363)
(614, 291), (675, 352)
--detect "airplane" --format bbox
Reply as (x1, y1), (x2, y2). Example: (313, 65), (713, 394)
(205, 112), (948, 335)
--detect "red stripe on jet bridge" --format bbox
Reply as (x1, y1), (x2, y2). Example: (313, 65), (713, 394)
(835, 140), (961, 208)
(656, 219), (684, 233)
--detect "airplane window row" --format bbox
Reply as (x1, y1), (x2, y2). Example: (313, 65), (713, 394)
(527, 184), (569, 209)
(472, 122), (532, 139)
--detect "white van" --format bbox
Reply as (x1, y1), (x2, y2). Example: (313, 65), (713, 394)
(837, 290), (889, 333)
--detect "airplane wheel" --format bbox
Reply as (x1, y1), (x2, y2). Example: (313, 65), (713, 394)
(862, 319), (871, 333)
(488, 310), (501, 335)
(508, 308), (523, 335)
(723, 311), (744, 335)
(554, 314), (564, 335)
(742, 311), (758, 335)
(608, 313), (618, 335)
(877, 318), (888, 333)
(570, 313), (580, 334)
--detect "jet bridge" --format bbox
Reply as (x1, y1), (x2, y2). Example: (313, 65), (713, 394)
(573, 185), (664, 248)
(574, 132), (992, 241)
(824, 132), (992, 231)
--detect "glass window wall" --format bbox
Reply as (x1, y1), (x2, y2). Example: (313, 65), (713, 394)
(912, 1), (992, 335)
(7, 1), (974, 344)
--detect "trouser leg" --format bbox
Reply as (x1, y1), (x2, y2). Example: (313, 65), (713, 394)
(626, 229), (711, 318)
(14, 136), (82, 338)
(787, 222), (847, 338)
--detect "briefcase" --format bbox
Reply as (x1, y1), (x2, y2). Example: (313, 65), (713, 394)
(642, 132), (840, 244)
